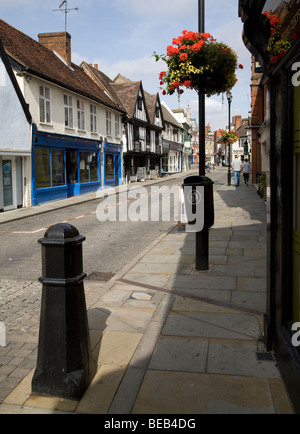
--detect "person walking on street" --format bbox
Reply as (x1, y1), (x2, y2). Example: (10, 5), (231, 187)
(205, 160), (211, 174)
(232, 155), (242, 187)
(241, 158), (251, 186)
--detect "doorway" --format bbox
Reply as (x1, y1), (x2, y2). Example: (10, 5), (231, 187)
(66, 150), (79, 197)
(2, 158), (16, 210)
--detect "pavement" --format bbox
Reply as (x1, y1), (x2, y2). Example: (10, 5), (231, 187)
(0, 167), (295, 414)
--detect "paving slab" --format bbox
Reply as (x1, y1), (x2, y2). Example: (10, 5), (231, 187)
(132, 371), (278, 414)
(161, 312), (261, 340)
(148, 336), (209, 372)
(93, 331), (143, 367)
(207, 339), (281, 378)
(88, 307), (154, 333)
(166, 275), (236, 291)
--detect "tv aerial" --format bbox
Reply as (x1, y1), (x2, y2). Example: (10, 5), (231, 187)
(53, 1), (79, 33)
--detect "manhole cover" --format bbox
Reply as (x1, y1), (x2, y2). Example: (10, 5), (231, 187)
(86, 271), (115, 282)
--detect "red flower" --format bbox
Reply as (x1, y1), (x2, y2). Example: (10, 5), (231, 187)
(184, 81), (191, 87)
(191, 40), (206, 52)
(263, 11), (282, 27)
(167, 45), (179, 57)
(238, 64), (244, 69)
(201, 33), (211, 40)
(270, 55), (279, 63)
(159, 71), (166, 80)
(162, 90), (166, 95)
(179, 53), (188, 62)
(182, 31), (199, 41)
(173, 81), (181, 88)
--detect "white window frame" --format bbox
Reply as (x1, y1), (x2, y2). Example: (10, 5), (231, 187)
(64, 95), (74, 129)
(90, 104), (97, 134)
(115, 114), (120, 138)
(106, 110), (112, 136)
(39, 85), (51, 124)
(77, 99), (85, 131)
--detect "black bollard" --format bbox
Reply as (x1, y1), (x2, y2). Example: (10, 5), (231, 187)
(32, 223), (96, 400)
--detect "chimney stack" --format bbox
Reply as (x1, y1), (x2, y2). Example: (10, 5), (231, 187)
(38, 32), (72, 65)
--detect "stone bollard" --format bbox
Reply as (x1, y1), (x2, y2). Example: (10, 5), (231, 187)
(32, 223), (96, 400)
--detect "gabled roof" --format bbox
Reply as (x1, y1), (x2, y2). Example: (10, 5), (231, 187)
(80, 62), (126, 114)
(143, 91), (161, 125)
(0, 19), (124, 113)
(161, 103), (183, 129)
(237, 123), (249, 138)
(0, 38), (32, 124)
(111, 80), (150, 121)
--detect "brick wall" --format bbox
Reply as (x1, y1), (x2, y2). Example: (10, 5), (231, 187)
(38, 32), (71, 65)
(250, 57), (265, 182)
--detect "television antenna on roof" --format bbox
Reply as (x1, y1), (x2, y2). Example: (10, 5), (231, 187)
(53, 1), (79, 33)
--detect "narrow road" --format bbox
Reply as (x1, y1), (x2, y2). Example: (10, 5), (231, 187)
(0, 169), (226, 281)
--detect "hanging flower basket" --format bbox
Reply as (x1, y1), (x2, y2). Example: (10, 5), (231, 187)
(154, 30), (243, 97)
(263, 11), (298, 64)
(220, 129), (239, 144)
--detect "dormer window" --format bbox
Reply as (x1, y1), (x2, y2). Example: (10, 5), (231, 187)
(137, 96), (143, 111)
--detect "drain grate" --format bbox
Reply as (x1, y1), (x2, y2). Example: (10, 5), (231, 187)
(86, 271), (115, 282)
(256, 352), (274, 361)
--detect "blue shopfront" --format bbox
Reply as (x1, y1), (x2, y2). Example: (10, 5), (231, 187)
(32, 128), (101, 206)
(103, 140), (122, 188)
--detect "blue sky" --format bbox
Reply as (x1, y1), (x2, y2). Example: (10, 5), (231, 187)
(0, 0), (252, 131)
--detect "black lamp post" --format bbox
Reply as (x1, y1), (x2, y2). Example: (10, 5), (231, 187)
(198, 0), (205, 177)
(183, 1), (214, 271)
(226, 90), (233, 186)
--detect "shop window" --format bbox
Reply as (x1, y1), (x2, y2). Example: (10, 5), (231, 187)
(52, 150), (65, 187)
(80, 152), (89, 183)
(90, 152), (99, 182)
(35, 149), (51, 189)
(105, 154), (114, 180)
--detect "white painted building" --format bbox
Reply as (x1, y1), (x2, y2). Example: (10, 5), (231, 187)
(0, 41), (32, 211)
